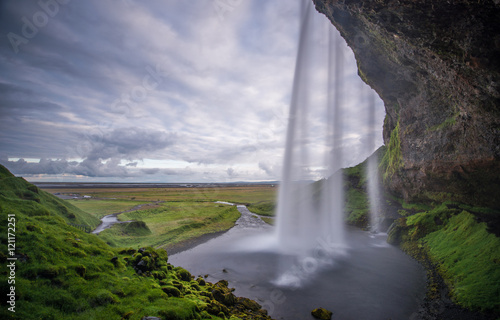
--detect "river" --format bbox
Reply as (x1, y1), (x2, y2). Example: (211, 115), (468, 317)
(169, 205), (426, 320)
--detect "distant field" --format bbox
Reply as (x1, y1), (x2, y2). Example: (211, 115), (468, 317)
(46, 185), (277, 203)
(41, 185), (277, 250)
(66, 199), (152, 219)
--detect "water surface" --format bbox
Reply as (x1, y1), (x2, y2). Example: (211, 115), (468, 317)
(170, 206), (426, 320)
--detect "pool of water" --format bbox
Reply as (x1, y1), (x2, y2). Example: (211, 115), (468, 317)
(169, 207), (426, 320)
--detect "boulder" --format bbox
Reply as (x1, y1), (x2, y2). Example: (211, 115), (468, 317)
(311, 307), (333, 320)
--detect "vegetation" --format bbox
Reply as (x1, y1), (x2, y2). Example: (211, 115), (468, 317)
(247, 201), (275, 217)
(388, 202), (500, 314)
(379, 120), (402, 181)
(426, 114), (457, 132)
(67, 199), (151, 219)
(49, 185), (277, 204)
(99, 202), (241, 250)
(342, 147), (500, 315)
(342, 146), (387, 228)
(0, 165), (273, 319)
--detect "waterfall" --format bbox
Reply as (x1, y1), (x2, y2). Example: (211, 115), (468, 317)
(275, 0), (346, 260)
(365, 88), (383, 233)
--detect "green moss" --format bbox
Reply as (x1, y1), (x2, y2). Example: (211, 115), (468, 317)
(391, 202), (500, 314)
(379, 119), (402, 181)
(423, 211), (500, 312)
(427, 115), (457, 132)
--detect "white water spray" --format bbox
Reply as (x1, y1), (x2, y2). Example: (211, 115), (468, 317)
(275, 0), (346, 260)
(365, 88), (383, 233)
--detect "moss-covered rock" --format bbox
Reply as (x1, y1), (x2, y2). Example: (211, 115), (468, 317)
(311, 307), (333, 320)
(162, 286), (182, 297)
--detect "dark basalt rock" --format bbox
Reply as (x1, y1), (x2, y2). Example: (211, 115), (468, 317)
(313, 0), (500, 208)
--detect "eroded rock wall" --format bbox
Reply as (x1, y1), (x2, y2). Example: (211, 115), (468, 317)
(313, 0), (500, 207)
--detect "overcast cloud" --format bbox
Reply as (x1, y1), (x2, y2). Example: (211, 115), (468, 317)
(0, 0), (385, 182)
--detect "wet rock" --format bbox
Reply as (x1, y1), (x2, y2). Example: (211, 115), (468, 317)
(212, 288), (225, 304)
(237, 297), (261, 312)
(215, 279), (229, 288)
(311, 307), (333, 320)
(314, 0), (500, 208)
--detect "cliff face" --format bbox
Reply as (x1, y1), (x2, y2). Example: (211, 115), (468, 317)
(313, 0), (500, 208)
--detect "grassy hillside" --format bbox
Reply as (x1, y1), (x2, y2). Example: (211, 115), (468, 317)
(0, 165), (273, 320)
(0, 174), (100, 229)
(388, 202), (500, 315)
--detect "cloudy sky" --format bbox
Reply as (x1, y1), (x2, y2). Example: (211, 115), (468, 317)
(0, 0), (385, 183)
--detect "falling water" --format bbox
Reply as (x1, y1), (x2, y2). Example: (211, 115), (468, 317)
(275, 0), (346, 264)
(365, 89), (383, 232)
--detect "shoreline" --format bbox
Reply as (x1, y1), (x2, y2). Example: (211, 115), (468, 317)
(162, 229), (231, 256)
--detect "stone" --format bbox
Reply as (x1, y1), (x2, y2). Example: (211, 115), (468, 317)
(311, 307), (333, 320)
(161, 286), (181, 297)
(313, 0), (500, 208)
(237, 297), (261, 311)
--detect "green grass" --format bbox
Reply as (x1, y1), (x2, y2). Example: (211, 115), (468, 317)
(344, 187), (369, 227)
(41, 184), (277, 250)
(45, 185), (277, 250)
(0, 165), (272, 320)
(0, 177), (100, 229)
(48, 185), (277, 204)
(424, 211), (500, 311)
(67, 199), (151, 219)
(260, 217), (275, 225)
(247, 201), (276, 216)
(390, 202), (500, 313)
(98, 202), (241, 250)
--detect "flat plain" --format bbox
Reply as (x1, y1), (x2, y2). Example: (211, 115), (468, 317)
(42, 184), (277, 251)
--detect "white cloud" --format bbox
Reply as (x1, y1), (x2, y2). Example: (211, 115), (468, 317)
(0, 0), (385, 182)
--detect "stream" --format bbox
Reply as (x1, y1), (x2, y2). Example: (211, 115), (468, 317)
(91, 201), (163, 234)
(170, 205), (426, 320)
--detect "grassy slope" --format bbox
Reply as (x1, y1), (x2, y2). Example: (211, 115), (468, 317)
(388, 203), (500, 314)
(0, 166), (272, 320)
(0, 175), (100, 229)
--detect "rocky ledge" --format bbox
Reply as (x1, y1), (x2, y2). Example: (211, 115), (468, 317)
(313, 0), (500, 208)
